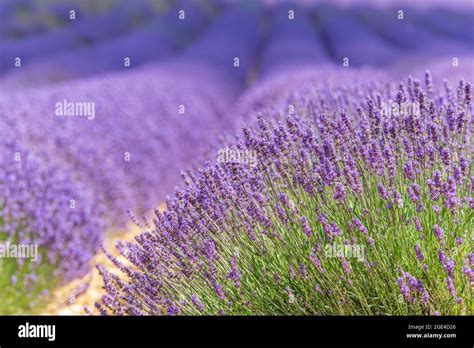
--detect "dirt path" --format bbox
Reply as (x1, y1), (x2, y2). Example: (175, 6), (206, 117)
(42, 224), (142, 315)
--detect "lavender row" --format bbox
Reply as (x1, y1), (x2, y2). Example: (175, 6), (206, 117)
(96, 70), (472, 315)
(176, 2), (264, 87)
(0, 0), (156, 74)
(0, 62), (237, 227)
(0, 1), (217, 87)
(258, 4), (328, 78)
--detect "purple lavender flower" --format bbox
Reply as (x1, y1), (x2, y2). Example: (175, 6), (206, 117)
(377, 182), (389, 200)
(227, 256), (242, 288)
(398, 271), (429, 305)
(310, 253), (325, 273)
(351, 218), (368, 236)
(202, 237), (219, 261)
(333, 182), (347, 203)
(413, 216), (423, 233)
(167, 303), (180, 316)
(190, 295), (205, 311)
(414, 244), (424, 262)
(403, 161), (416, 181)
(433, 225), (444, 241)
(446, 277), (457, 298)
(408, 183), (421, 202)
(300, 216), (313, 238)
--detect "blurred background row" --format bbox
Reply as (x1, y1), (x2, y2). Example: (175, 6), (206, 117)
(1, 0), (473, 88)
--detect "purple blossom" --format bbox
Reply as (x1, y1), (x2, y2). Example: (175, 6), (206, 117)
(398, 271), (429, 305)
(377, 182), (389, 200)
(433, 225), (444, 241)
(333, 182), (347, 203)
(414, 244), (424, 262)
(310, 253), (325, 273)
(403, 161), (416, 181)
(413, 216), (423, 233)
(351, 218), (368, 236)
(191, 295), (205, 311)
(300, 216), (313, 238)
(227, 256), (242, 288)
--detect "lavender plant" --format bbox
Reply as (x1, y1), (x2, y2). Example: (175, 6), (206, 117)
(0, 131), (104, 314)
(97, 71), (473, 315)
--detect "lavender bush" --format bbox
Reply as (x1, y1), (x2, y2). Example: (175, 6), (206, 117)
(96, 71), (472, 315)
(0, 130), (104, 313)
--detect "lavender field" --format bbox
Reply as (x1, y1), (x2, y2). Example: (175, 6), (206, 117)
(0, 0), (472, 317)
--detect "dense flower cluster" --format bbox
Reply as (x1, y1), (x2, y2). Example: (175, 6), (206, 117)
(0, 128), (104, 312)
(97, 71), (472, 315)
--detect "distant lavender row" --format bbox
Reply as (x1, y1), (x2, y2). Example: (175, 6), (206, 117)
(176, 2), (264, 87)
(2, 2), (473, 86)
(0, 0), (87, 39)
(0, 0), (156, 74)
(353, 5), (473, 62)
(0, 1), (218, 87)
(259, 4), (327, 78)
(314, 4), (399, 66)
(416, 7), (474, 44)
(0, 62), (238, 227)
